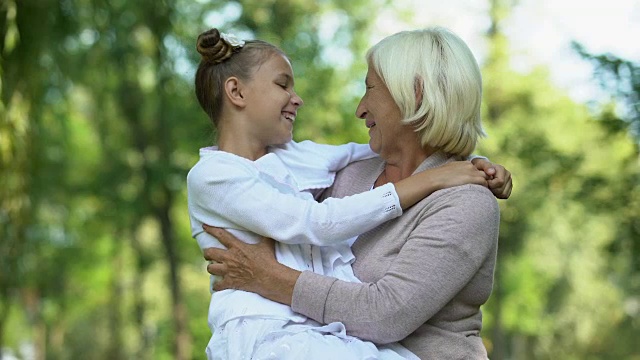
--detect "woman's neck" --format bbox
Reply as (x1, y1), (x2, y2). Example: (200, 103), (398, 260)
(380, 144), (437, 183)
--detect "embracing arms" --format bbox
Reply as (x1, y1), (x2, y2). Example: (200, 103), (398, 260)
(202, 158), (510, 341)
(204, 186), (500, 342)
(189, 155), (494, 247)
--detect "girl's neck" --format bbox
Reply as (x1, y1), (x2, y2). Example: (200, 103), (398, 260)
(216, 125), (268, 161)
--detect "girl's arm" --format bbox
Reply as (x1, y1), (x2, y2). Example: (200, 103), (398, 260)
(270, 141), (376, 192)
(394, 161), (488, 208)
(188, 156), (487, 247)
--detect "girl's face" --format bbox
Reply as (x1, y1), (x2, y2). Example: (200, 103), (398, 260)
(243, 53), (303, 147)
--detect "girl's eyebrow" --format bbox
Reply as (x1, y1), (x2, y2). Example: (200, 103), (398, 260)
(277, 73), (294, 85)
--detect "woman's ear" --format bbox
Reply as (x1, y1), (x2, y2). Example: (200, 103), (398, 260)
(224, 77), (246, 108)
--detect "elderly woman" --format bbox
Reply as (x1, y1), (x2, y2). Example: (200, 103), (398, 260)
(204, 27), (510, 359)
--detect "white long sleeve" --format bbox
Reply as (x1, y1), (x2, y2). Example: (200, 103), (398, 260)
(269, 141), (376, 190)
(187, 150), (401, 247)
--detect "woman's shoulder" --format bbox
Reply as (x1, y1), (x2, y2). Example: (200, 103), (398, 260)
(431, 183), (497, 204)
(424, 184), (500, 220)
(409, 184), (500, 257)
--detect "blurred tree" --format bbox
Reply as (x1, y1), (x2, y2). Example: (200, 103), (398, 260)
(0, 0), (381, 358)
(573, 42), (640, 144)
(571, 42), (640, 358)
(2, 0), (638, 358)
(480, 1), (640, 359)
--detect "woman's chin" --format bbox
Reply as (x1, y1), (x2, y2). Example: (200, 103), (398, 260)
(368, 140), (380, 154)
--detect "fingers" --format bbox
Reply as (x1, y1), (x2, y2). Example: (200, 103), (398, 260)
(483, 166), (496, 177)
(207, 261), (232, 291)
(491, 164), (510, 183)
(488, 173), (504, 188)
(207, 261), (226, 276)
(488, 176), (513, 199)
(203, 247), (227, 261)
(203, 225), (241, 249)
(471, 158), (496, 177)
(482, 163), (513, 199)
(473, 176), (489, 188)
(468, 167), (489, 186)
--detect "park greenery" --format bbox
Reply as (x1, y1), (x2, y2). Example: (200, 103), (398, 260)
(1, 0), (638, 359)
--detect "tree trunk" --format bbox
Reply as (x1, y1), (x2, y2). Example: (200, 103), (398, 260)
(131, 229), (152, 360)
(0, 299), (9, 360)
(23, 288), (45, 360)
(106, 242), (125, 359)
(157, 196), (191, 360)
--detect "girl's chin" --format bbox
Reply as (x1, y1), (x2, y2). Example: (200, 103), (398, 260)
(276, 134), (293, 145)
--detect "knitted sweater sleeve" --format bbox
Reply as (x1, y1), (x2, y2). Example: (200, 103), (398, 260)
(291, 185), (500, 343)
(187, 156), (402, 246)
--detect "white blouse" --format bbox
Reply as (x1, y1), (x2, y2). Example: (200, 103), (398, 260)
(187, 140), (402, 326)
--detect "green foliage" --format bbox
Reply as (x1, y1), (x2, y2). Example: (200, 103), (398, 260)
(478, 1), (639, 358)
(573, 42), (640, 143)
(0, 0), (638, 359)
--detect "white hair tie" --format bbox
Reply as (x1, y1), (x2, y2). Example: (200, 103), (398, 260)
(220, 32), (245, 48)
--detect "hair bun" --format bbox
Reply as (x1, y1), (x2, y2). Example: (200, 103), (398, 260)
(196, 28), (234, 64)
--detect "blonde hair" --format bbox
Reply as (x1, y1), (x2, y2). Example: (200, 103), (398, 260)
(366, 27), (485, 157)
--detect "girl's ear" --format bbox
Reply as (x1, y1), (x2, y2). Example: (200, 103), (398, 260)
(224, 77), (246, 107)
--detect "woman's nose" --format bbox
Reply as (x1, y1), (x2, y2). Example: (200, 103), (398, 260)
(355, 99), (367, 119)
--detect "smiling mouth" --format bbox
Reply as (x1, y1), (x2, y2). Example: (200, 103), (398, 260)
(282, 112), (296, 122)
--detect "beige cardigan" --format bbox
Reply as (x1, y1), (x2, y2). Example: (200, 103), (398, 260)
(291, 151), (500, 359)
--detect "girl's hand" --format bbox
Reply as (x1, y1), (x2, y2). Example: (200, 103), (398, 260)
(470, 158), (513, 199)
(427, 161), (490, 189)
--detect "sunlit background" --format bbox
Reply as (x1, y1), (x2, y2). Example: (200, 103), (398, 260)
(1, 0), (638, 359)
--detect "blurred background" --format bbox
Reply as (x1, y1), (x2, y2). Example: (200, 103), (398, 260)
(1, 0), (638, 359)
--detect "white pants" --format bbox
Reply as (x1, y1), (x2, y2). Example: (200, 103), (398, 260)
(206, 316), (418, 360)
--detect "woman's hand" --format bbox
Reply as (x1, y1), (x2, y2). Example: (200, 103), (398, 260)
(471, 158), (513, 199)
(202, 225), (301, 305)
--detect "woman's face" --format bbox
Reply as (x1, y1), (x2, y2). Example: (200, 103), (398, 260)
(356, 65), (412, 157)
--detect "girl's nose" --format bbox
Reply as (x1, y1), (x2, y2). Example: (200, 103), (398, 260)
(291, 91), (303, 107)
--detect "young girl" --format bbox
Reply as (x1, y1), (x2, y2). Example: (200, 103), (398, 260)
(187, 28), (490, 360)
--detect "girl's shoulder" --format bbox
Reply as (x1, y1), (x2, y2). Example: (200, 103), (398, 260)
(187, 150), (258, 186)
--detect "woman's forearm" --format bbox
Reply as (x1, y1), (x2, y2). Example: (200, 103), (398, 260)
(257, 262), (301, 306)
